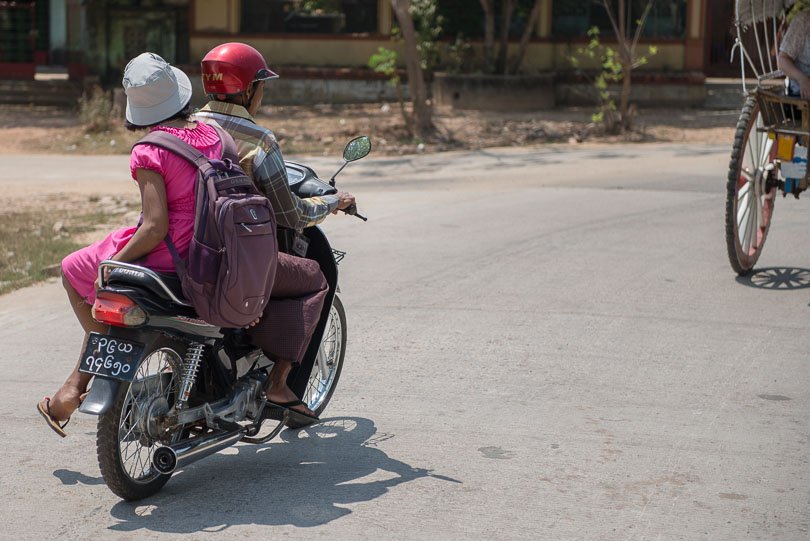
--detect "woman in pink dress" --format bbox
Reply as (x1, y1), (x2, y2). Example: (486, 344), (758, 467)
(37, 53), (224, 436)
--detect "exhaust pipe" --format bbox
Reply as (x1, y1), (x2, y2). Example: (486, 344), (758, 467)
(152, 428), (245, 474)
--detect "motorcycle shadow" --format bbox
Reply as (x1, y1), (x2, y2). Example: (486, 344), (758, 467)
(102, 416), (459, 532)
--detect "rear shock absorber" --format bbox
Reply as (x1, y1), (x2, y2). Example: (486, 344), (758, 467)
(177, 342), (205, 410)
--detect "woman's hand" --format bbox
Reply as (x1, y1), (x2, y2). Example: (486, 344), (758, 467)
(93, 266), (111, 292)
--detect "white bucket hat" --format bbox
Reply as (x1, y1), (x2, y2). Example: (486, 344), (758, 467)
(122, 52), (192, 126)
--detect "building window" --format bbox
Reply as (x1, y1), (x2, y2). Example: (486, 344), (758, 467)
(241, 0), (378, 34)
(437, 0), (540, 40)
(551, 0), (687, 39)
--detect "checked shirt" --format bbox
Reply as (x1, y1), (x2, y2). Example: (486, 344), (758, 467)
(194, 101), (339, 230)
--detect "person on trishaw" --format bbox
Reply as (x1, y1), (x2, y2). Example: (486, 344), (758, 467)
(777, 7), (810, 99)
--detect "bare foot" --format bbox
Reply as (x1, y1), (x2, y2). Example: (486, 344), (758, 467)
(40, 385), (86, 421)
(265, 382), (316, 418)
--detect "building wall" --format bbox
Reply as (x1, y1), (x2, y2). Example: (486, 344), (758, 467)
(189, 0), (696, 73)
(190, 35), (403, 68)
(194, 0), (239, 33)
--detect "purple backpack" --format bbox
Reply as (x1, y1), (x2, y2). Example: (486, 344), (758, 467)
(134, 127), (277, 328)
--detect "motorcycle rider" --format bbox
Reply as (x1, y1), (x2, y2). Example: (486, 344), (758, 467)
(193, 42), (356, 425)
(38, 53), (227, 436)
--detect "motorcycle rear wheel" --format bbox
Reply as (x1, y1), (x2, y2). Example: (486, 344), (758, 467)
(96, 339), (185, 501)
(303, 294), (347, 416)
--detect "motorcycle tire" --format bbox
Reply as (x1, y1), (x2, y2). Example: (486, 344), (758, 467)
(304, 294), (347, 417)
(96, 337), (186, 501)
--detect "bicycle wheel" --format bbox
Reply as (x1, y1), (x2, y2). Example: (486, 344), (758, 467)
(725, 96), (778, 275)
(303, 295), (346, 416)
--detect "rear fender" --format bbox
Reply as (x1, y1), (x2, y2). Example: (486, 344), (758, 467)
(77, 326), (184, 416)
(78, 377), (120, 415)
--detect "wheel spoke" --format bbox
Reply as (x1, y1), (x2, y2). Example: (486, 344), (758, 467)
(317, 348), (330, 381)
(304, 301), (343, 412)
(114, 347), (181, 483)
(737, 190), (751, 230)
(746, 136), (757, 172)
(745, 194), (759, 253)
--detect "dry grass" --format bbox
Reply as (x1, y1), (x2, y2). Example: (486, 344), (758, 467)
(0, 103), (739, 158)
(0, 196), (138, 295)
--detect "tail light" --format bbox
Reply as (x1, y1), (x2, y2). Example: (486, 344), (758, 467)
(92, 291), (147, 327)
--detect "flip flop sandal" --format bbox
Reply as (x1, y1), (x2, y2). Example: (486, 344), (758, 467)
(36, 397), (69, 438)
(265, 399), (319, 429)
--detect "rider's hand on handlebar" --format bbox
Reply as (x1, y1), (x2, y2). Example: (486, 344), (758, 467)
(333, 191), (356, 214)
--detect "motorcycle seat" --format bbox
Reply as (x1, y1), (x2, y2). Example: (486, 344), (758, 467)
(107, 266), (188, 306)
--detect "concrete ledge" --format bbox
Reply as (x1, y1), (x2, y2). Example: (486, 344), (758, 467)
(555, 71), (707, 107)
(0, 79), (82, 106)
(433, 72), (555, 111)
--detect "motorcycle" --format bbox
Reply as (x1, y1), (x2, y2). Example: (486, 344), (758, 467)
(76, 136), (370, 500)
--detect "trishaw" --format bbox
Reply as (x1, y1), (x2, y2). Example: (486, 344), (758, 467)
(725, 0), (810, 274)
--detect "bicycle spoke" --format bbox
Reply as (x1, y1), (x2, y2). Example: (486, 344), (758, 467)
(737, 191), (752, 230)
(743, 194), (758, 253)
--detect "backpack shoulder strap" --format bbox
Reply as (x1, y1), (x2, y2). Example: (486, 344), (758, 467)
(131, 131), (211, 274)
(209, 123), (241, 164)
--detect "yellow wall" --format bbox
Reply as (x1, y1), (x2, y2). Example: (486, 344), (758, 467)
(550, 43), (685, 72)
(194, 0), (239, 33)
(190, 0), (686, 72)
(191, 37), (685, 72)
(191, 36), (404, 67)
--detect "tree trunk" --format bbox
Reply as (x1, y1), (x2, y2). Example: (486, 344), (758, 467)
(602, 0), (643, 131)
(479, 0), (495, 73)
(510, 0), (542, 74)
(495, 0), (516, 74)
(619, 58), (632, 130)
(390, 0), (434, 138)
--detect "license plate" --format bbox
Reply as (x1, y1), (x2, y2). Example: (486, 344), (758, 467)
(79, 332), (145, 382)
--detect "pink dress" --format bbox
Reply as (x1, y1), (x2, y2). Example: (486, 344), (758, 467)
(61, 122), (222, 303)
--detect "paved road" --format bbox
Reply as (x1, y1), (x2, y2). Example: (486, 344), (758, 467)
(1, 144), (809, 539)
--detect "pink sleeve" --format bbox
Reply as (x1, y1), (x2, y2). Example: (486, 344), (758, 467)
(130, 144), (165, 180)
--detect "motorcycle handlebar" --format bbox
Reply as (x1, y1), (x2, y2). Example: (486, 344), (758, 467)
(342, 203), (367, 221)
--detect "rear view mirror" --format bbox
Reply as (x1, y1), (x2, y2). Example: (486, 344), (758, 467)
(343, 136), (371, 162)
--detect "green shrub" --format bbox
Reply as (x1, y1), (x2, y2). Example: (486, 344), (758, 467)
(78, 86), (115, 133)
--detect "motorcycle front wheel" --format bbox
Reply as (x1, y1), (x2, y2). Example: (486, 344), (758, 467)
(96, 338), (185, 501)
(303, 294), (347, 416)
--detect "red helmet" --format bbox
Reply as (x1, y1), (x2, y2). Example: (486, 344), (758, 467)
(201, 42), (278, 95)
